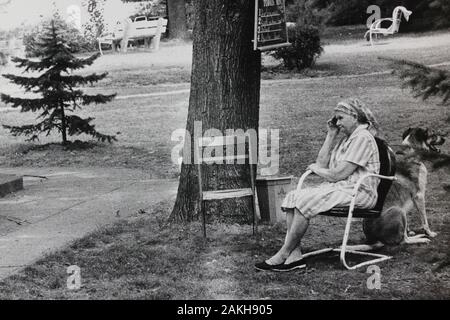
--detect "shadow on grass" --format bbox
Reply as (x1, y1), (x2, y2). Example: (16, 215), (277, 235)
(0, 141), (179, 178)
(19, 140), (99, 153)
(0, 199), (449, 300)
(261, 61), (346, 80)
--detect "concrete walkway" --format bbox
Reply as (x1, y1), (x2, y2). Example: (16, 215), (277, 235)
(0, 167), (178, 280)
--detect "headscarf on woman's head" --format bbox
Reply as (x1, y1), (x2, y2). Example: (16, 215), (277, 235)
(334, 98), (380, 136)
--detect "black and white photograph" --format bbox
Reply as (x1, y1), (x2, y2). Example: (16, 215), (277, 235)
(0, 0), (449, 303)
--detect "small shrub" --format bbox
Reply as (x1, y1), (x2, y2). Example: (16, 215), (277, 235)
(271, 24), (323, 71)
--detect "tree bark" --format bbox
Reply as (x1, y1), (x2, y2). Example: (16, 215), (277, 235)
(60, 104), (67, 145)
(167, 0), (188, 39)
(170, 0), (261, 222)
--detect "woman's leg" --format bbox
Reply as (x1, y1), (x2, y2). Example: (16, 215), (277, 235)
(266, 209), (309, 265)
(284, 208), (295, 243)
(265, 208), (294, 264)
(284, 208), (306, 263)
(284, 209), (303, 261)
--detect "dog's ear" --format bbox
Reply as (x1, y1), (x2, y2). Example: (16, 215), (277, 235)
(402, 127), (413, 140)
(418, 128), (428, 140)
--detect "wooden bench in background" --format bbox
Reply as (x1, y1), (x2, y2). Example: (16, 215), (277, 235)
(97, 16), (168, 55)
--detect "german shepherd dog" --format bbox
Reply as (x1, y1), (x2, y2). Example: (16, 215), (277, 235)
(352, 128), (446, 250)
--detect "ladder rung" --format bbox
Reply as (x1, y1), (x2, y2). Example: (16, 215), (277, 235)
(199, 135), (249, 147)
(202, 155), (248, 163)
(203, 188), (253, 200)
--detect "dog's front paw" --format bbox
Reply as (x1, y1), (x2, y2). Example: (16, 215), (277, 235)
(403, 235), (431, 244)
(425, 230), (438, 238)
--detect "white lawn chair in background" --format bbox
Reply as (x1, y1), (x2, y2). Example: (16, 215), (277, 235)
(365, 6), (412, 46)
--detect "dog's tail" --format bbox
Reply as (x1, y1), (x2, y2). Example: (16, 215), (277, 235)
(363, 207), (406, 245)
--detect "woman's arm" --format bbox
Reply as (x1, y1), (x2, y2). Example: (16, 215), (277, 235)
(316, 119), (340, 168)
(316, 132), (339, 168)
(308, 161), (358, 182)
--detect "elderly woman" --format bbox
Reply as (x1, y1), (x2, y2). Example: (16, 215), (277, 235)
(255, 98), (381, 272)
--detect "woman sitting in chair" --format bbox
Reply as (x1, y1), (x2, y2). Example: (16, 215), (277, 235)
(255, 98), (381, 271)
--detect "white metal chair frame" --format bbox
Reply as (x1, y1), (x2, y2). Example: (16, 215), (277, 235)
(296, 139), (397, 270)
(365, 6), (412, 46)
(196, 135), (258, 238)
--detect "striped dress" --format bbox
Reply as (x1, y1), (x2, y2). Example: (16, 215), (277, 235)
(281, 125), (380, 219)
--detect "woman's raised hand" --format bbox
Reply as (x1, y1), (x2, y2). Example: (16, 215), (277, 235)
(327, 116), (340, 136)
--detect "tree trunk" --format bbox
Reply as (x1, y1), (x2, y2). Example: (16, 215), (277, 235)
(170, 0), (261, 222)
(60, 105), (67, 145)
(167, 0), (188, 39)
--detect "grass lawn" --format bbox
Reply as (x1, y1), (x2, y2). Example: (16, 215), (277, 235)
(0, 199), (448, 299)
(0, 30), (449, 299)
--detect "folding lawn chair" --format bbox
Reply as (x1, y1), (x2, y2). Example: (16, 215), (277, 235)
(196, 135), (258, 238)
(365, 6), (412, 46)
(296, 137), (397, 270)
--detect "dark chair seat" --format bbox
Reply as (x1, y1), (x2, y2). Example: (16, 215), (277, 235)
(320, 207), (381, 218)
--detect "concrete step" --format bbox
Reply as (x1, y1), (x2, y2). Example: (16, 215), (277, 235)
(0, 174), (23, 198)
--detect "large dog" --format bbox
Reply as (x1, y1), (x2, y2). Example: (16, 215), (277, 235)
(356, 128), (446, 249)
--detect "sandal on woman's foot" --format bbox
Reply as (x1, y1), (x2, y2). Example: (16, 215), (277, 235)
(254, 261), (285, 271)
(272, 259), (306, 272)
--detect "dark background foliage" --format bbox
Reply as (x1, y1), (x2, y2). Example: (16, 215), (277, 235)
(286, 0), (450, 31)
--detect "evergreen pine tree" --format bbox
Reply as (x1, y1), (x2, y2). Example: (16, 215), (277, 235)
(385, 58), (450, 107)
(1, 17), (116, 145)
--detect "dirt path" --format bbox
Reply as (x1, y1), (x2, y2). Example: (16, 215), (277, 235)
(86, 31), (450, 67)
(0, 167), (177, 280)
(323, 32), (450, 54)
(1, 31), (449, 103)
